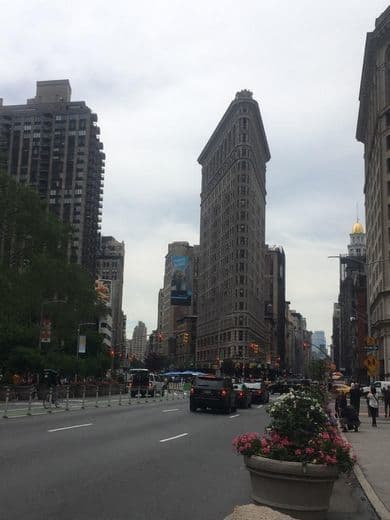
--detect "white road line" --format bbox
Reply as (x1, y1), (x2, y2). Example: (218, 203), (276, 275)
(229, 414), (240, 419)
(257, 405), (263, 409)
(159, 433), (188, 443)
(48, 423), (93, 433)
(162, 409), (180, 413)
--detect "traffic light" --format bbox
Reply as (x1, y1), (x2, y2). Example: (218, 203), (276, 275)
(303, 341), (310, 350)
(110, 349), (115, 358)
(183, 332), (190, 344)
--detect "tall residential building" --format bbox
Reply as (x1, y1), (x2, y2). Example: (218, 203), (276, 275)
(158, 241), (199, 364)
(0, 80), (105, 275)
(96, 236), (125, 357)
(357, 7), (390, 379)
(129, 321), (147, 360)
(196, 90), (270, 371)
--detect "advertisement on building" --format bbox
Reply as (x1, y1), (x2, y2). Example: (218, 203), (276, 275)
(170, 256), (192, 306)
(95, 279), (112, 306)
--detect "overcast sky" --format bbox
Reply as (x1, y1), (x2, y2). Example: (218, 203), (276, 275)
(1, 0), (388, 345)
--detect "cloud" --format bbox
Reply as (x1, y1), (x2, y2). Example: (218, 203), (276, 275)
(1, 0), (387, 345)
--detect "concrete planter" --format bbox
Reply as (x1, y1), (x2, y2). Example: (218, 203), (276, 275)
(245, 455), (339, 520)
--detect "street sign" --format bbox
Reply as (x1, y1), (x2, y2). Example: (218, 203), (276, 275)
(363, 355), (379, 376)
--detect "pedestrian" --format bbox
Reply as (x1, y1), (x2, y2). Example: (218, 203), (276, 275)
(335, 392), (347, 418)
(383, 385), (390, 419)
(349, 382), (361, 416)
(367, 386), (379, 427)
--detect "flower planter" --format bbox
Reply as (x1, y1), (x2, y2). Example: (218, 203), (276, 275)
(245, 455), (339, 520)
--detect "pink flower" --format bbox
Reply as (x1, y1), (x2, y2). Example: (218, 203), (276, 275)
(295, 449), (302, 456)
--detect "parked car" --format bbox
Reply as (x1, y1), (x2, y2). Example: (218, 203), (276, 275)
(244, 381), (270, 404)
(233, 383), (252, 409)
(190, 376), (237, 413)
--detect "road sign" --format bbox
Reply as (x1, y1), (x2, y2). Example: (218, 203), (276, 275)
(364, 355), (379, 376)
(365, 336), (376, 346)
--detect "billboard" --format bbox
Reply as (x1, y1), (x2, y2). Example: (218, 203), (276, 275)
(170, 256), (192, 306)
(95, 279), (112, 306)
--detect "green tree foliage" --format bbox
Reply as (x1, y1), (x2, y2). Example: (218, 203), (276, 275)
(0, 171), (108, 376)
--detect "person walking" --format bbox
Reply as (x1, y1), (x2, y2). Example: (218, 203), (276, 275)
(367, 386), (379, 427)
(349, 382), (361, 416)
(383, 385), (390, 418)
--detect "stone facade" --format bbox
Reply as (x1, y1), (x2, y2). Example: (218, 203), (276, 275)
(196, 90), (270, 371)
(357, 7), (390, 378)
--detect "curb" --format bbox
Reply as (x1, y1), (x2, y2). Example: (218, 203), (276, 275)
(340, 431), (390, 520)
(353, 463), (390, 520)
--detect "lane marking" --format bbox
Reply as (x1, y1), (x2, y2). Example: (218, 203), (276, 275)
(229, 414), (240, 418)
(257, 405), (263, 409)
(159, 433), (188, 443)
(48, 423), (93, 433)
(162, 409), (180, 413)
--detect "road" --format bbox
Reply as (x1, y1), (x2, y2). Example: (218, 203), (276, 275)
(0, 396), (266, 520)
(0, 396), (378, 520)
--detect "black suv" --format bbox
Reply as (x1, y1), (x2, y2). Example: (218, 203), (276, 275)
(190, 376), (237, 413)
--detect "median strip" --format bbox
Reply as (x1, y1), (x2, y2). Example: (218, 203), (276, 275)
(159, 433), (188, 443)
(48, 423), (93, 433)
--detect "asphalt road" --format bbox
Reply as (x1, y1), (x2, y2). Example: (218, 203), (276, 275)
(0, 396), (378, 520)
(0, 397), (267, 520)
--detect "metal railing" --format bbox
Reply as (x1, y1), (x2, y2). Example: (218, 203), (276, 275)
(0, 382), (188, 419)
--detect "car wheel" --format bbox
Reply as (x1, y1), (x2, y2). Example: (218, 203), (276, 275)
(248, 401), (252, 408)
(190, 402), (197, 412)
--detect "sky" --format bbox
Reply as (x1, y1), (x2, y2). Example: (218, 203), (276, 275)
(1, 0), (389, 345)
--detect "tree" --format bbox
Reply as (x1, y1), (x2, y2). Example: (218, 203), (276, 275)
(144, 352), (167, 372)
(0, 171), (106, 376)
(307, 359), (329, 383)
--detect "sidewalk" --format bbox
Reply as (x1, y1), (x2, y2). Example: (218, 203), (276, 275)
(343, 407), (390, 520)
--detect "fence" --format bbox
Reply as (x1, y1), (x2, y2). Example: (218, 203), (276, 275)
(0, 382), (188, 419)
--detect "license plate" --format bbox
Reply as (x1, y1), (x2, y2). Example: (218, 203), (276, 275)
(203, 390), (212, 395)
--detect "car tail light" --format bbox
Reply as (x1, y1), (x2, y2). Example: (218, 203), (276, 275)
(238, 391), (244, 398)
(256, 390), (262, 395)
(220, 388), (228, 397)
(190, 387), (195, 395)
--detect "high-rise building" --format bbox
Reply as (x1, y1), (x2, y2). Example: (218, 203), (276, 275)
(332, 222), (367, 378)
(129, 321), (147, 360)
(312, 331), (327, 359)
(357, 7), (390, 379)
(0, 80), (105, 275)
(196, 90), (270, 371)
(158, 241), (199, 364)
(96, 236), (125, 358)
(264, 246), (286, 368)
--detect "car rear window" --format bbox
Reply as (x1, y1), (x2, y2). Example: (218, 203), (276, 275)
(195, 377), (225, 388)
